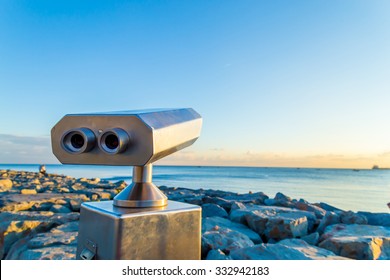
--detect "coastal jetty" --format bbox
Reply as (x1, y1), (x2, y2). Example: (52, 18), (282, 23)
(1, 169), (390, 260)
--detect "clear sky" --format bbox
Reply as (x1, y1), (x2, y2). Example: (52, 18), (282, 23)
(1, 0), (390, 168)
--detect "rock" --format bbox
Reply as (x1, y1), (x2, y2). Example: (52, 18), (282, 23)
(50, 222), (79, 233)
(0, 179), (13, 191)
(0, 211), (79, 259)
(206, 249), (232, 260)
(69, 199), (83, 212)
(294, 200), (326, 219)
(317, 211), (340, 234)
(202, 216), (262, 244)
(314, 202), (343, 212)
(230, 201), (246, 211)
(202, 203), (229, 218)
(301, 232), (320, 246)
(319, 224), (390, 260)
(21, 189), (37, 195)
(202, 196), (232, 211)
(230, 205), (317, 241)
(8, 245), (76, 260)
(50, 205), (72, 213)
(274, 192), (292, 202)
(340, 211), (368, 225)
(229, 239), (348, 260)
(202, 228), (254, 258)
(0, 193), (88, 212)
(223, 192), (268, 205)
(357, 212), (390, 227)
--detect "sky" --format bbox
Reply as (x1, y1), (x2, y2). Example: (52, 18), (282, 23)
(1, 0), (390, 168)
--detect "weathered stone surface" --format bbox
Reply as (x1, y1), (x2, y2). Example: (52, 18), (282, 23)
(230, 239), (348, 260)
(0, 179), (13, 191)
(231, 205), (316, 241)
(50, 204), (72, 213)
(340, 211), (368, 225)
(202, 203), (229, 218)
(21, 189), (37, 195)
(223, 192), (268, 205)
(294, 200), (327, 219)
(319, 224), (390, 260)
(301, 232), (320, 246)
(317, 211), (340, 234)
(206, 249), (232, 260)
(202, 216), (262, 244)
(357, 212), (390, 227)
(202, 196), (232, 211)
(202, 228), (254, 257)
(0, 193), (89, 212)
(0, 211), (79, 259)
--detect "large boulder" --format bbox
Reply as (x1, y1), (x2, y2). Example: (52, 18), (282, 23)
(0, 179), (13, 191)
(357, 212), (390, 227)
(319, 224), (390, 260)
(202, 216), (262, 244)
(229, 239), (348, 260)
(202, 228), (254, 258)
(202, 203), (229, 218)
(230, 205), (317, 241)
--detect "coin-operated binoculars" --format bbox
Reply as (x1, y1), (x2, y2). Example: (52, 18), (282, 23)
(51, 108), (202, 260)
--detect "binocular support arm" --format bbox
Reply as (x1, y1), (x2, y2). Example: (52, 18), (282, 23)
(113, 164), (168, 208)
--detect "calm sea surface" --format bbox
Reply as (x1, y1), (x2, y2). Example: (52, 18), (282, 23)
(1, 164), (389, 213)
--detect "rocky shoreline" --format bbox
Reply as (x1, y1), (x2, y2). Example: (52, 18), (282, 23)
(1, 169), (390, 260)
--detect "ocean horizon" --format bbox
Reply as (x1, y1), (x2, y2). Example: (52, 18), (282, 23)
(1, 164), (389, 213)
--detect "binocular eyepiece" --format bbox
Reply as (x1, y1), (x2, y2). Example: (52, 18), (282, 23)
(61, 128), (130, 155)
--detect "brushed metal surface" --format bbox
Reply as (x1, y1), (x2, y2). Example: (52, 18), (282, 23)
(77, 200), (201, 260)
(114, 164), (168, 207)
(51, 108), (202, 166)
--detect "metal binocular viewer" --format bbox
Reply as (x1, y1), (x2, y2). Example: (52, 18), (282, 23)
(51, 108), (202, 260)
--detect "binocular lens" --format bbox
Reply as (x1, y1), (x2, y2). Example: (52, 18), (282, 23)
(105, 134), (119, 150)
(61, 128), (96, 154)
(70, 133), (85, 149)
(99, 128), (129, 154)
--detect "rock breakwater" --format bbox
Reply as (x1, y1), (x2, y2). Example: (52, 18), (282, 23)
(1, 169), (389, 260)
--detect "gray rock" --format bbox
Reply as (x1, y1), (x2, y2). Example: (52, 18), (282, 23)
(51, 221), (79, 233)
(202, 216), (262, 244)
(314, 202), (343, 212)
(202, 228), (254, 258)
(230, 205), (316, 241)
(230, 201), (246, 212)
(12, 245), (76, 260)
(206, 249), (232, 260)
(294, 200), (326, 219)
(223, 192), (268, 205)
(202, 203), (229, 218)
(340, 211), (368, 225)
(317, 211), (340, 234)
(301, 232), (320, 246)
(202, 196), (232, 211)
(230, 239), (348, 260)
(50, 205), (72, 213)
(357, 212), (390, 227)
(319, 224), (390, 260)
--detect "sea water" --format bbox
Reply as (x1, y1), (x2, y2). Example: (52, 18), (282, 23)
(1, 164), (389, 213)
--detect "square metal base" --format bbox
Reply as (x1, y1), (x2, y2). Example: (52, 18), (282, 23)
(76, 200), (201, 260)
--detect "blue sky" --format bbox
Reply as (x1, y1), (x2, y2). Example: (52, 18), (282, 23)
(1, 0), (390, 167)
